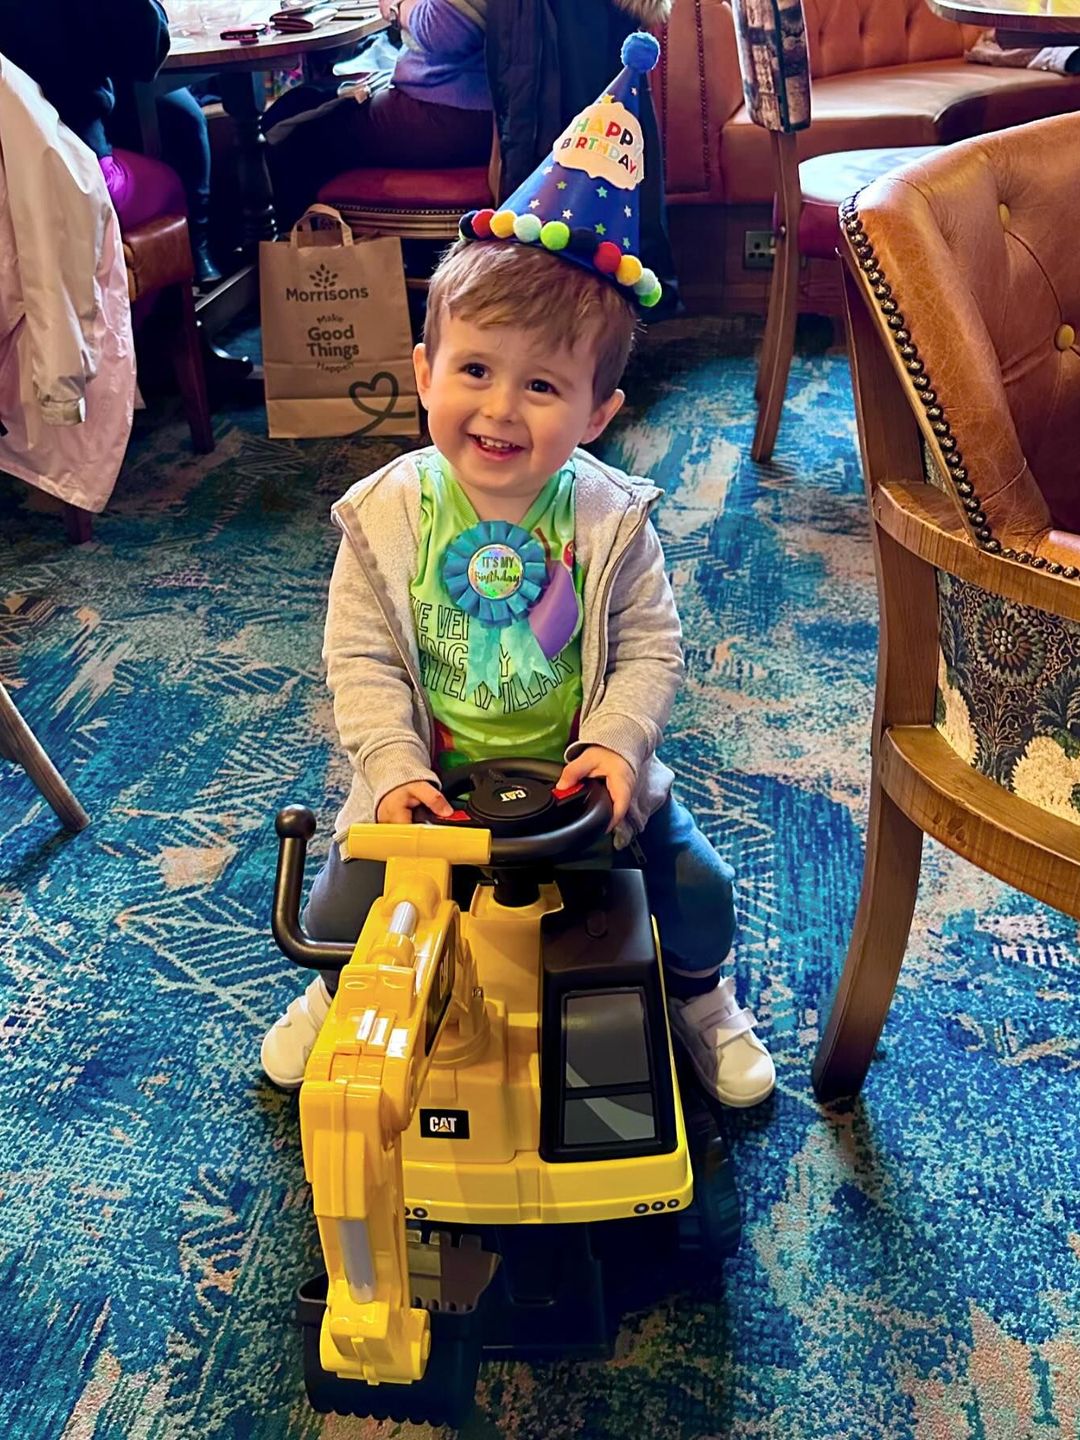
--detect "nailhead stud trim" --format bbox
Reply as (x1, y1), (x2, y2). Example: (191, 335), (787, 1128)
(839, 193), (1075, 580)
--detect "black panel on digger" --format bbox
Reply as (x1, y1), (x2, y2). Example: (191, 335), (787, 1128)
(539, 867), (678, 1163)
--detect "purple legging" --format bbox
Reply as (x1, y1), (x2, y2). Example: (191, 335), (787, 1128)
(100, 147), (187, 231)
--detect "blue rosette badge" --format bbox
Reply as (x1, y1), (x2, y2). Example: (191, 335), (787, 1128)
(442, 520), (556, 697)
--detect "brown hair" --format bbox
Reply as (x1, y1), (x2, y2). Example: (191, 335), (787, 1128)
(424, 241), (639, 404)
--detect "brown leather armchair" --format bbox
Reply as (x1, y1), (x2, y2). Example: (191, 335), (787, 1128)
(812, 113), (1080, 1102)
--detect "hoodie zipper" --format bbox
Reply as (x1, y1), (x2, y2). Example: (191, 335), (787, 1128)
(339, 522), (437, 754)
(581, 502), (652, 719)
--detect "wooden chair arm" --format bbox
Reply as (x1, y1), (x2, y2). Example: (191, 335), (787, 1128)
(875, 480), (1080, 624)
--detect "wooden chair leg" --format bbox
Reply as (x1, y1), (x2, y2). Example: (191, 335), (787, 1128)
(752, 226), (799, 463)
(170, 282), (214, 454)
(0, 682), (89, 832)
(62, 503), (94, 545)
(752, 132), (802, 465)
(754, 236), (781, 405)
(811, 770), (923, 1102)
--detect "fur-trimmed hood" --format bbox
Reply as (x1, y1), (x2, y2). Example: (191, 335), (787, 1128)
(613, 0), (673, 23)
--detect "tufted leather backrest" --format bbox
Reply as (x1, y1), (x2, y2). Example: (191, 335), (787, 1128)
(654, 0), (743, 202)
(845, 113), (1080, 544)
(802, 0), (981, 78)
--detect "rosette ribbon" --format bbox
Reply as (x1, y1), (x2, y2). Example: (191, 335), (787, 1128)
(441, 520), (555, 698)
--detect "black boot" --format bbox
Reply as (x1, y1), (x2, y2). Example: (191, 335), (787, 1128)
(189, 210), (221, 291)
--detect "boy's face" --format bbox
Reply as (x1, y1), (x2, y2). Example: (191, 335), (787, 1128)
(413, 315), (624, 508)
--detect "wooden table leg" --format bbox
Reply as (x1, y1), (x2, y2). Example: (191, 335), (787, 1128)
(218, 71), (278, 250)
(0, 684), (90, 832)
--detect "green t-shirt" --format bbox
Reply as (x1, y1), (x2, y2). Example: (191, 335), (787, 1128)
(410, 454), (584, 773)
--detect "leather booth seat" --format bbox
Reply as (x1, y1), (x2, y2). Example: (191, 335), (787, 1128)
(656, 0), (1080, 310)
(722, 60), (1080, 205)
(796, 145), (939, 256)
(318, 165), (491, 212)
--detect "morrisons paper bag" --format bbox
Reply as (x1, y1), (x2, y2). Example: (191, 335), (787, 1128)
(259, 205), (419, 439)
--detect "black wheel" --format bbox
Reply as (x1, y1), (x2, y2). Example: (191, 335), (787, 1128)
(296, 1274), (482, 1428)
(682, 1130), (741, 1262)
(678, 1093), (741, 1265)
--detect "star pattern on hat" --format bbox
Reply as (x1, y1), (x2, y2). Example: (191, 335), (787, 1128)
(457, 32), (661, 307)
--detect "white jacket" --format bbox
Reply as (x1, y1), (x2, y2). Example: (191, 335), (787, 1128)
(0, 53), (134, 514)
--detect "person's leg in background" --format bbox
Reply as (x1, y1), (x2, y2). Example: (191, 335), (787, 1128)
(264, 86), (492, 230)
(261, 846), (387, 1089)
(156, 86), (220, 288)
(623, 794), (775, 1107)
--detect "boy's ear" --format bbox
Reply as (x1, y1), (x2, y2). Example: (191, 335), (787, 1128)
(581, 388), (625, 444)
(413, 343), (432, 404)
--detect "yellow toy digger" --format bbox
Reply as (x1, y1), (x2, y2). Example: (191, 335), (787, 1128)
(271, 758), (740, 1428)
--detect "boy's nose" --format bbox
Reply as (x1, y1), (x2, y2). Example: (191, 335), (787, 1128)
(481, 385), (519, 423)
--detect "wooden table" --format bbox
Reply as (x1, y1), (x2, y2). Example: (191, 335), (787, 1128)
(926, 0), (1080, 46)
(162, 5), (386, 247)
(148, 4), (386, 330)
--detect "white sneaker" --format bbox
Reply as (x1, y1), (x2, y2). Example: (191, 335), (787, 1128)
(260, 975), (332, 1090)
(668, 975), (775, 1108)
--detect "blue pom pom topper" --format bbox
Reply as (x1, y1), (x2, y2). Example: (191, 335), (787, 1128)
(621, 31), (661, 73)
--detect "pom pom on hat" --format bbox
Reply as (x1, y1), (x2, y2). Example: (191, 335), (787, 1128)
(568, 227), (598, 257)
(490, 209), (517, 239)
(594, 241), (622, 275)
(513, 213), (542, 243)
(616, 254), (644, 286)
(472, 208), (494, 238)
(621, 31), (660, 72)
(540, 220), (570, 251)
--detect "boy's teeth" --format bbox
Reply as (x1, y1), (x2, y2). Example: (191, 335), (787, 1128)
(476, 435), (514, 450)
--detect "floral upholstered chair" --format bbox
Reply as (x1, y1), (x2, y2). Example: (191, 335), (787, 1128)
(729, 0), (939, 463)
(812, 112), (1080, 1103)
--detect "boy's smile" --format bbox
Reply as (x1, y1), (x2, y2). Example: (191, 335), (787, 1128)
(414, 316), (623, 520)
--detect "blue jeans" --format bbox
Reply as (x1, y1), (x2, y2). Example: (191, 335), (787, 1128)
(305, 796), (735, 999)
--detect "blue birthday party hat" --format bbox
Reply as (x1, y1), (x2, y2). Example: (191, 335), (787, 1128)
(459, 32), (663, 309)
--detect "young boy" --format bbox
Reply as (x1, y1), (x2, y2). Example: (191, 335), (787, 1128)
(261, 33), (774, 1108)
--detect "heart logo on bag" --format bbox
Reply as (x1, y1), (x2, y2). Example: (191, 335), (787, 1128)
(349, 371), (413, 435)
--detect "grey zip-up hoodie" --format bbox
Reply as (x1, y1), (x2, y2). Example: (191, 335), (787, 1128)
(324, 445), (684, 850)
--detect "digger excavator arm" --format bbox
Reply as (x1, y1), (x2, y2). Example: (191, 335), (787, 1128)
(298, 825), (490, 1387)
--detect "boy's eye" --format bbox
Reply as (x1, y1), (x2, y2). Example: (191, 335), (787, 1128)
(528, 379), (556, 395)
(463, 363), (487, 379)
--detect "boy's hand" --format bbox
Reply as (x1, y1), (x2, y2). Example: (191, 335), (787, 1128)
(376, 781), (454, 824)
(557, 746), (635, 831)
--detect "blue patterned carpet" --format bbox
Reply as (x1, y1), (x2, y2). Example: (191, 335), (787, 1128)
(2, 320), (1079, 1440)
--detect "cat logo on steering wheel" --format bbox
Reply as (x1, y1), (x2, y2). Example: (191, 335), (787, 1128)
(498, 788), (528, 803)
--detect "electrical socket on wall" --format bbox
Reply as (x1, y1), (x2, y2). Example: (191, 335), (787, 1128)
(744, 230), (776, 269)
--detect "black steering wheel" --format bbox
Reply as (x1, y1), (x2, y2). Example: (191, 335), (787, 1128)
(416, 757), (612, 864)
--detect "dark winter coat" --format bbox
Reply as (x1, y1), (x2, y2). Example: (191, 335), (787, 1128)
(0, 0), (170, 156)
(484, 0), (677, 308)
